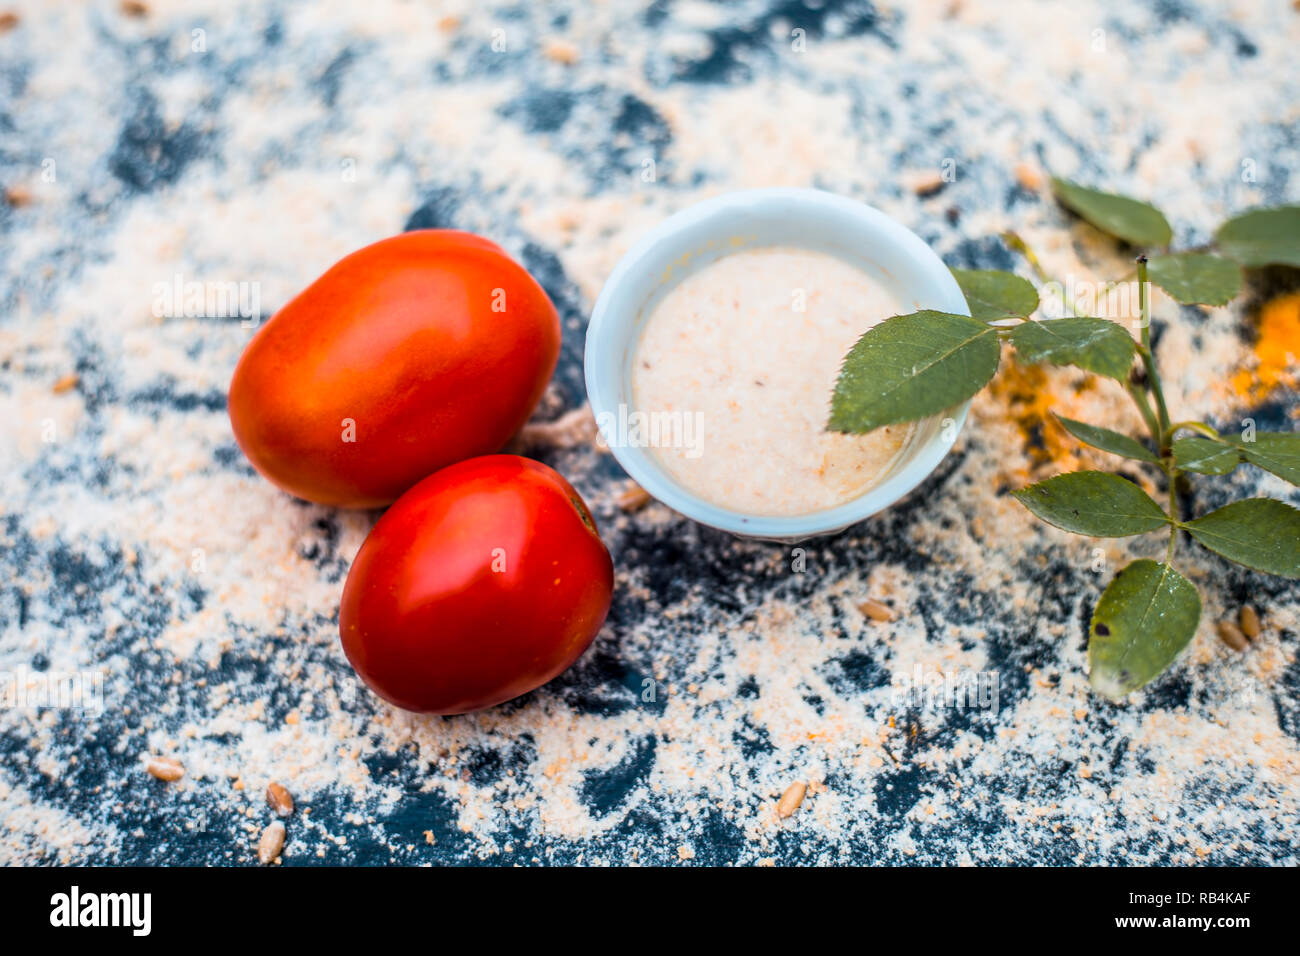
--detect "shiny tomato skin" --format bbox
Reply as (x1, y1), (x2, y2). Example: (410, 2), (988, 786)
(228, 231), (560, 508)
(339, 455), (614, 715)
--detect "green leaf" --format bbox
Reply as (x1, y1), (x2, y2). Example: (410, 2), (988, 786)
(1173, 432), (1300, 484)
(1183, 498), (1300, 578)
(1050, 177), (1173, 247)
(1055, 415), (1159, 463)
(828, 311), (1000, 433)
(1010, 317), (1136, 381)
(1231, 433), (1300, 485)
(1146, 253), (1242, 306)
(1013, 471), (1171, 536)
(1215, 206), (1300, 268)
(1089, 560), (1201, 699)
(1172, 436), (1241, 475)
(950, 268), (1039, 321)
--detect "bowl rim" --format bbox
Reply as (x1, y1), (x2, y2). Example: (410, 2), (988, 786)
(584, 187), (971, 540)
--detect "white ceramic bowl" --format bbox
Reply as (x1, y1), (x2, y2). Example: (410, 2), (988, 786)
(584, 187), (970, 541)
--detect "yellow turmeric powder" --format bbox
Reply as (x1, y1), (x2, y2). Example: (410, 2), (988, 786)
(1233, 292), (1300, 399)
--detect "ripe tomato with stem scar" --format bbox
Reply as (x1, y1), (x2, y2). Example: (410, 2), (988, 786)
(339, 455), (614, 715)
(228, 231), (560, 508)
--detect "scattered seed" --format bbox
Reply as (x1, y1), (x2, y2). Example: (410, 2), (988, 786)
(543, 39), (579, 65)
(145, 756), (184, 782)
(617, 482), (652, 513)
(1238, 605), (1261, 640)
(258, 821), (286, 864)
(1216, 620), (1248, 652)
(858, 599), (894, 623)
(119, 1), (148, 17)
(777, 781), (807, 819)
(266, 782), (294, 817)
(1014, 161), (1043, 192)
(52, 373), (79, 394)
(907, 170), (945, 196)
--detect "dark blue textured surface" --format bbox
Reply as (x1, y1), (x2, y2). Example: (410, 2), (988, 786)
(1, 0), (1297, 866)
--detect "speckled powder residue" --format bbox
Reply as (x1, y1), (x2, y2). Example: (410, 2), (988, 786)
(1, 0), (1298, 865)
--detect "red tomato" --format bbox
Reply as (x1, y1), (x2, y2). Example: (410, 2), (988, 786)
(228, 231), (560, 508)
(339, 455), (614, 715)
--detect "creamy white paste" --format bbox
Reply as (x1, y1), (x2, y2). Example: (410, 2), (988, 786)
(631, 246), (914, 516)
